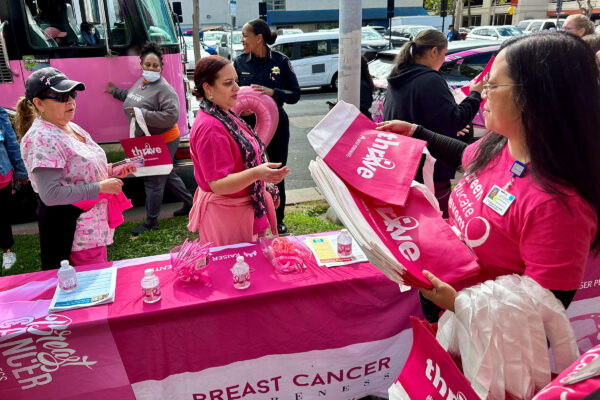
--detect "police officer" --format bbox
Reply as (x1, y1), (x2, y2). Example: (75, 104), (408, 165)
(234, 18), (300, 235)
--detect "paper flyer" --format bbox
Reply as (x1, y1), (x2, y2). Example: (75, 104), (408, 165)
(305, 233), (368, 268)
(49, 267), (116, 312)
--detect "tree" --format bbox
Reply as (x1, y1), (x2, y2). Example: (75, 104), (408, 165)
(575, 0), (594, 17)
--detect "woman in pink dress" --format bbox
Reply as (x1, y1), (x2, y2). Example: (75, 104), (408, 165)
(187, 56), (289, 246)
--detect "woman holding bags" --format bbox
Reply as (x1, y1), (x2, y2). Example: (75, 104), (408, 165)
(106, 42), (193, 236)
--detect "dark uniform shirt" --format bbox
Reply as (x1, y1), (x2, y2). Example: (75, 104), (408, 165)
(234, 50), (300, 108)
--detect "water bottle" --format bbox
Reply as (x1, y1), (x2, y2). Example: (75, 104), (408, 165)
(231, 256), (251, 290)
(141, 268), (161, 303)
(57, 260), (78, 292)
(337, 229), (353, 257)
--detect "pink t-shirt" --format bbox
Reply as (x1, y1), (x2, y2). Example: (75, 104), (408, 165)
(0, 169), (13, 190)
(21, 119), (113, 251)
(448, 141), (597, 291)
(189, 111), (262, 197)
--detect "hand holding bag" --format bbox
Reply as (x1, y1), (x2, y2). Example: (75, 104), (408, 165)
(119, 108), (174, 177)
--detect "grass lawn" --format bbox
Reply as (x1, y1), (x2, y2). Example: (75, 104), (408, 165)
(2, 200), (342, 276)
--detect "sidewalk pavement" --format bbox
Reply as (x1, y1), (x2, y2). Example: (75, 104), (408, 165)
(11, 187), (324, 235)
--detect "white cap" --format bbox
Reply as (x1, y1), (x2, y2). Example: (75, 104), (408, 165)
(144, 268), (154, 276)
(60, 260), (70, 268)
(341, 229), (348, 233)
(236, 256), (244, 263)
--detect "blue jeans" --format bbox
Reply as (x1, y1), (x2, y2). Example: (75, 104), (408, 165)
(143, 137), (193, 224)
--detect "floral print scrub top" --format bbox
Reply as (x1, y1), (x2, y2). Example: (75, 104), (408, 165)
(21, 118), (114, 251)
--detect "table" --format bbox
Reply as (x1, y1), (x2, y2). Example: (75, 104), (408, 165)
(0, 237), (599, 400)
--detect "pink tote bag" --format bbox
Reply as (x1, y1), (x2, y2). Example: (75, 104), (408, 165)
(308, 101), (433, 207)
(389, 317), (480, 400)
(120, 108), (173, 177)
(351, 186), (479, 288)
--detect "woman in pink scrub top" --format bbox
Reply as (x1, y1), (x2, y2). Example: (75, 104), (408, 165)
(187, 56), (289, 246)
(15, 67), (135, 269)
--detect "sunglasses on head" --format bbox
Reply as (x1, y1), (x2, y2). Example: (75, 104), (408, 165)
(40, 91), (78, 103)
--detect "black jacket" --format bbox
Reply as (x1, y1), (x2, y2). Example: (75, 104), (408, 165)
(382, 63), (481, 182)
(234, 50), (300, 108)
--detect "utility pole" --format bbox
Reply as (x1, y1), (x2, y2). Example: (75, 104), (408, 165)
(338, 0), (362, 108)
(192, 0), (200, 62)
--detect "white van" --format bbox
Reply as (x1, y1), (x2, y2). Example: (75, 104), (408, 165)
(516, 19), (565, 34)
(272, 31), (340, 90)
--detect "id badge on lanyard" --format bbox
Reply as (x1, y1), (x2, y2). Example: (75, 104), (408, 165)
(483, 161), (526, 216)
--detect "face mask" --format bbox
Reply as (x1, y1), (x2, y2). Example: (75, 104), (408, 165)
(142, 70), (161, 82)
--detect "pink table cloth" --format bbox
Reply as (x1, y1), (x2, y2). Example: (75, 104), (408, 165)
(1, 235), (600, 400)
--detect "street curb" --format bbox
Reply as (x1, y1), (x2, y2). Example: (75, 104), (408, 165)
(11, 187), (325, 236)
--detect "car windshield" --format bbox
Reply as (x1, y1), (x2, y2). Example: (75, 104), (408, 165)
(516, 21), (531, 30)
(204, 32), (223, 41)
(362, 29), (383, 40)
(368, 58), (395, 80)
(232, 33), (242, 44)
(497, 27), (522, 36)
(409, 27), (430, 36)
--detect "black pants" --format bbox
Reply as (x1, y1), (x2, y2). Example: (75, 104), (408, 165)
(37, 197), (83, 270)
(243, 109), (291, 225)
(267, 110), (290, 224)
(0, 184), (14, 249)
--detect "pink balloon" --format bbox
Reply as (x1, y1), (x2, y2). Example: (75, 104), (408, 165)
(232, 86), (279, 146)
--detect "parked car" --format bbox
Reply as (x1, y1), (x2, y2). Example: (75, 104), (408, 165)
(515, 19), (564, 34)
(276, 28), (303, 36)
(272, 31), (340, 89)
(361, 26), (390, 60)
(368, 40), (502, 135)
(466, 25), (523, 41)
(367, 25), (386, 36)
(215, 31), (232, 60)
(384, 25), (436, 47)
(369, 39), (501, 88)
(183, 36), (210, 74)
(202, 30), (226, 53)
(231, 31), (244, 59)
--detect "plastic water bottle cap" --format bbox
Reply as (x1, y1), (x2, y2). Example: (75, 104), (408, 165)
(341, 229), (348, 233)
(144, 268), (154, 276)
(236, 256), (244, 263)
(60, 260), (70, 268)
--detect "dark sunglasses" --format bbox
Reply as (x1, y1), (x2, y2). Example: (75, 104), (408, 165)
(41, 91), (78, 103)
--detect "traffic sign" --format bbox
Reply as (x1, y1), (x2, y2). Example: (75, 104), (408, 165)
(230, 0), (237, 17)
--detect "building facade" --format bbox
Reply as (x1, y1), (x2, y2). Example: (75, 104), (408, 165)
(175, 0), (426, 31)
(455, 0), (599, 28)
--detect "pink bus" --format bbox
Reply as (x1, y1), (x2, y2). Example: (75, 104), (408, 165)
(0, 0), (191, 150)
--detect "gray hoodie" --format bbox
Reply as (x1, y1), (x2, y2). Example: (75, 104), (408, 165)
(112, 77), (180, 137)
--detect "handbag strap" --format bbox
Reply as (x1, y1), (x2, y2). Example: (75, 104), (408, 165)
(129, 107), (152, 138)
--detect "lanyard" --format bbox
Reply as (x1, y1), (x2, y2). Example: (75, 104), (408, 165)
(502, 160), (526, 191)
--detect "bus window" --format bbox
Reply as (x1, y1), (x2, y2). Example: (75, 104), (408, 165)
(24, 0), (130, 48)
(136, 0), (176, 44)
(105, 0), (130, 46)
